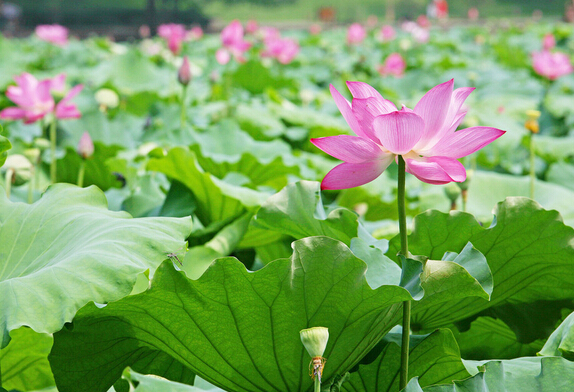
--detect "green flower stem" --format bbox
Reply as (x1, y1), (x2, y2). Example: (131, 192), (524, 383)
(529, 133), (535, 199)
(5, 168), (13, 198)
(28, 165), (34, 203)
(397, 155), (411, 390)
(314, 373), (321, 392)
(49, 117), (58, 184)
(180, 85), (187, 129)
(77, 160), (86, 188)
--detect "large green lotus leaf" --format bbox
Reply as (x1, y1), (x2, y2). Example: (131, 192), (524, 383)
(532, 135), (574, 163)
(0, 184), (192, 348)
(234, 103), (286, 141)
(49, 237), (412, 392)
(466, 171), (574, 227)
(59, 111), (146, 150)
(0, 135), (10, 168)
(539, 310), (574, 359)
(404, 357), (574, 392)
(252, 181), (360, 246)
(453, 317), (543, 360)
(342, 329), (470, 392)
(90, 49), (172, 95)
(388, 197), (574, 332)
(546, 161), (574, 191)
(123, 370), (224, 392)
(230, 60), (294, 94)
(0, 327), (54, 391)
(147, 147), (269, 226)
(55, 143), (123, 191)
(189, 120), (301, 189)
(182, 212), (252, 279)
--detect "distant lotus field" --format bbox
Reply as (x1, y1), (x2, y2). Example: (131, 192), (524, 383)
(3, 17), (574, 392)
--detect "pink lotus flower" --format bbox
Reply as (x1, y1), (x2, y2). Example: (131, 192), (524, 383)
(187, 26), (204, 41)
(35, 24), (68, 46)
(417, 15), (430, 28)
(532, 50), (573, 80)
(347, 23), (366, 45)
(262, 37), (299, 64)
(178, 56), (192, 86)
(77, 131), (94, 159)
(543, 33), (556, 50)
(216, 20), (251, 64)
(468, 7), (479, 21)
(311, 80), (505, 189)
(379, 25), (396, 42)
(246, 20), (259, 35)
(309, 24), (322, 35)
(378, 53), (406, 77)
(157, 23), (187, 55)
(0, 73), (83, 124)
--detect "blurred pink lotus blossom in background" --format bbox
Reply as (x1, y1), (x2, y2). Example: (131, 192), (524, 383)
(139, 25), (151, 38)
(417, 15), (430, 28)
(468, 7), (479, 21)
(378, 53), (406, 77)
(367, 15), (378, 28)
(347, 23), (366, 45)
(543, 33), (556, 50)
(311, 79), (505, 188)
(157, 23), (187, 54)
(216, 20), (252, 64)
(246, 20), (259, 34)
(412, 26), (430, 43)
(309, 24), (322, 35)
(0, 73), (83, 123)
(178, 56), (192, 86)
(532, 50), (573, 80)
(187, 26), (203, 41)
(379, 25), (396, 42)
(35, 24), (68, 46)
(77, 131), (94, 160)
(262, 36), (299, 64)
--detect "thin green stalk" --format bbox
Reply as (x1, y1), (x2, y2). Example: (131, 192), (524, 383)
(397, 155), (411, 390)
(5, 168), (13, 198)
(49, 118), (57, 184)
(314, 374), (321, 392)
(180, 85), (187, 129)
(529, 133), (535, 199)
(28, 165), (34, 203)
(77, 160), (86, 188)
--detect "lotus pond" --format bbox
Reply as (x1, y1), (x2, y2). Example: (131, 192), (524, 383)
(2, 18), (574, 392)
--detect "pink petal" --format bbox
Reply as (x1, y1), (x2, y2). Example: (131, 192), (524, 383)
(351, 97), (398, 141)
(0, 107), (27, 120)
(346, 81), (385, 100)
(428, 127), (506, 158)
(216, 48), (230, 64)
(63, 84), (83, 101)
(329, 84), (368, 139)
(405, 156), (466, 184)
(50, 74), (66, 92)
(37, 80), (54, 103)
(55, 104), (81, 119)
(321, 159), (393, 190)
(311, 135), (385, 163)
(373, 111), (425, 155)
(413, 79), (454, 146)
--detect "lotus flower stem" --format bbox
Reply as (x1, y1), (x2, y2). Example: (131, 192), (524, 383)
(397, 155), (411, 390)
(77, 160), (85, 188)
(180, 85), (187, 129)
(529, 133), (535, 199)
(49, 118), (57, 184)
(314, 373), (321, 392)
(28, 167), (34, 203)
(5, 168), (13, 198)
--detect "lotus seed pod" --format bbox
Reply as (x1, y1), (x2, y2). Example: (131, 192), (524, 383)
(33, 138), (51, 151)
(3, 154), (33, 186)
(95, 88), (120, 109)
(444, 182), (461, 202)
(300, 327), (329, 358)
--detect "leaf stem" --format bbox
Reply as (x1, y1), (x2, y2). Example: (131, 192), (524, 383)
(4, 168), (12, 199)
(397, 155), (410, 390)
(49, 117), (57, 184)
(314, 374), (321, 392)
(77, 160), (86, 188)
(180, 85), (187, 130)
(28, 165), (34, 203)
(529, 132), (535, 199)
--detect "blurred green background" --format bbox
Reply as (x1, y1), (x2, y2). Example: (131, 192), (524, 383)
(10, 0), (570, 29)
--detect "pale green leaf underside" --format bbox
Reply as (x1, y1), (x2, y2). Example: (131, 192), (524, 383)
(0, 184), (192, 348)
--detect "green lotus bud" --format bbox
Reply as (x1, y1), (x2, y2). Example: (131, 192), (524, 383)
(300, 327), (329, 358)
(95, 88), (120, 109)
(24, 148), (41, 164)
(457, 169), (474, 191)
(444, 182), (461, 202)
(3, 154), (33, 186)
